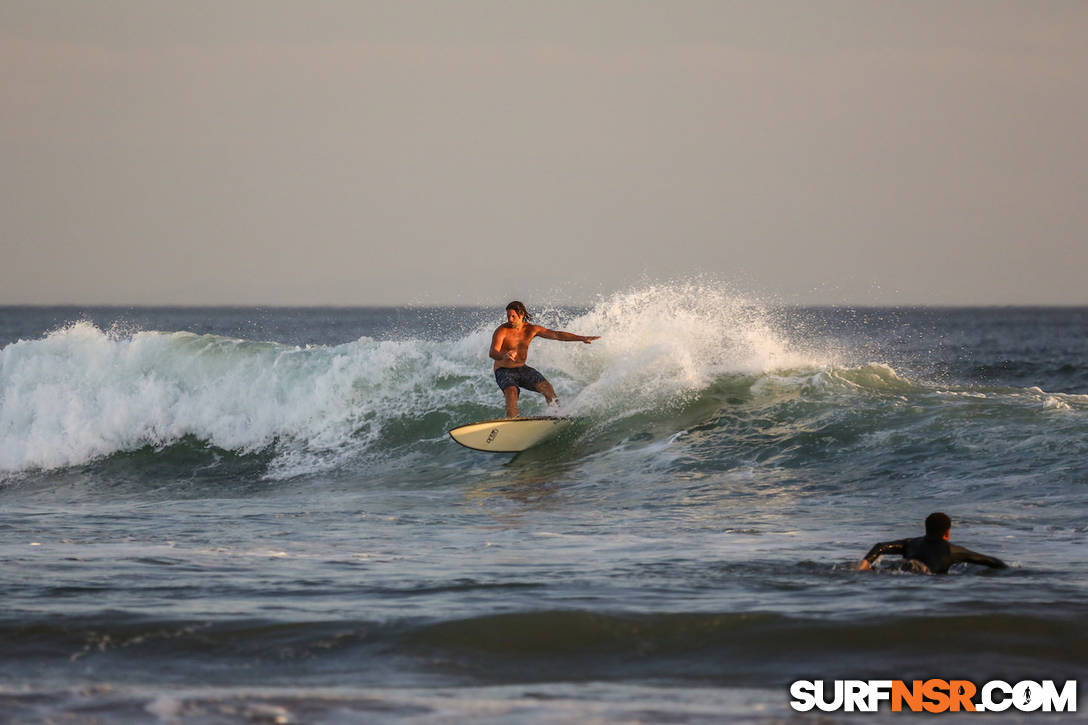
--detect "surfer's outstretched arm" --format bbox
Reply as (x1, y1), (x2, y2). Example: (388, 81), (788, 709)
(858, 539), (907, 570)
(949, 544), (1008, 569)
(536, 328), (599, 343)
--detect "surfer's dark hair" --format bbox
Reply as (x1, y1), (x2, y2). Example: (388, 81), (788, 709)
(925, 512), (951, 539)
(505, 301), (531, 322)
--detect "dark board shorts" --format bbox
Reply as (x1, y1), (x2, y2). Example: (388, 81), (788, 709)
(494, 365), (548, 392)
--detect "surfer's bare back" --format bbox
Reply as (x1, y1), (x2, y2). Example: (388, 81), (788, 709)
(489, 301), (599, 418)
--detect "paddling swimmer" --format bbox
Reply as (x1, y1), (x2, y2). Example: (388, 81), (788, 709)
(490, 301), (599, 418)
(858, 512), (1007, 574)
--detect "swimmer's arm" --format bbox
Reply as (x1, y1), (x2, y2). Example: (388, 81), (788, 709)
(950, 544), (1008, 569)
(858, 539), (907, 570)
(536, 327), (600, 343)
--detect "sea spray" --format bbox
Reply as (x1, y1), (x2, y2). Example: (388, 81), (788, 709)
(534, 282), (830, 417)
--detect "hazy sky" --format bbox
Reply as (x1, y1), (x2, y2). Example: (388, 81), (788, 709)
(2, 1), (1085, 306)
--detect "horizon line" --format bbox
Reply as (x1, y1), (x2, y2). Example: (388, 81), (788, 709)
(2, 301), (1085, 310)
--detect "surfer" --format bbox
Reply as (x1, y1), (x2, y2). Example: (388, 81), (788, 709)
(490, 301), (599, 418)
(857, 512), (1008, 574)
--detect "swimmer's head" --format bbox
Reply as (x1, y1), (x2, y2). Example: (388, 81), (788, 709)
(925, 512), (952, 540)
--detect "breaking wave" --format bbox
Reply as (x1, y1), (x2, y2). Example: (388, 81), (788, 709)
(2, 283), (1084, 481)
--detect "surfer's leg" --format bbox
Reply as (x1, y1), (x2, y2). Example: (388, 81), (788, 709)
(503, 386), (520, 418)
(515, 366), (558, 408)
(495, 368), (521, 418)
(535, 380), (558, 407)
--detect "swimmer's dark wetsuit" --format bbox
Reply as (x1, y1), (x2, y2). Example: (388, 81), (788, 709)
(863, 535), (1007, 574)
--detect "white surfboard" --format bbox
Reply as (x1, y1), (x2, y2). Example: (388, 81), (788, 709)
(449, 416), (573, 452)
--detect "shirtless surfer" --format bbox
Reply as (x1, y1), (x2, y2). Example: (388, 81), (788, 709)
(490, 301), (599, 418)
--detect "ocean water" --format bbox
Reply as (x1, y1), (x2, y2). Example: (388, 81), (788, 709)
(1, 284), (1086, 723)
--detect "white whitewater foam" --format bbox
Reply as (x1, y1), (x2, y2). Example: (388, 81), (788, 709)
(0, 321), (471, 475)
(535, 282), (827, 416)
